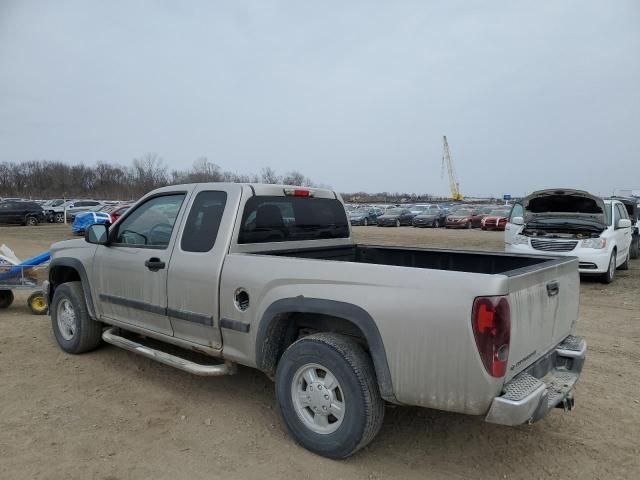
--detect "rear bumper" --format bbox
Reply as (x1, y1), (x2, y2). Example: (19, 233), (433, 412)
(485, 335), (586, 426)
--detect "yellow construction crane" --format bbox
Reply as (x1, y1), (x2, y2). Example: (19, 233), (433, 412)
(441, 135), (463, 200)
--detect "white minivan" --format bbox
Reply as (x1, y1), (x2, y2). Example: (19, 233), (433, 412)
(505, 189), (632, 283)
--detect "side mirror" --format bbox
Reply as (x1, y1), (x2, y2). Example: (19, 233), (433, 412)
(617, 218), (631, 229)
(85, 224), (109, 245)
(511, 216), (524, 225)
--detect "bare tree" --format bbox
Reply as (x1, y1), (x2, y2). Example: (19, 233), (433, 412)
(260, 166), (281, 184)
(132, 152), (168, 193)
(282, 171), (307, 186)
(0, 157), (329, 200)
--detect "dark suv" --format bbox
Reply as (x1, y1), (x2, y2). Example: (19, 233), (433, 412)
(0, 201), (45, 226)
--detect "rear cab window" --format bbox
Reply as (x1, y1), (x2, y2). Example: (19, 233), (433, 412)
(238, 195), (349, 244)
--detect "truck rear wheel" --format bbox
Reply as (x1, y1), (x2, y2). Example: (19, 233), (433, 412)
(50, 281), (103, 354)
(275, 333), (384, 459)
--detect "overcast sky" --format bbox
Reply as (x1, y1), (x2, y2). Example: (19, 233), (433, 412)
(1, 1), (638, 197)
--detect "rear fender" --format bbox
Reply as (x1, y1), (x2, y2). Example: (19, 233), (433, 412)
(255, 297), (397, 402)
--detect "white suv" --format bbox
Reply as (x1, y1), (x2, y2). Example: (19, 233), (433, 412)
(505, 189), (632, 283)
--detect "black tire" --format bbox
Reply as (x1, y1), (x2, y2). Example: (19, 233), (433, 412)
(27, 291), (48, 315)
(363, 218), (368, 226)
(466, 221), (472, 229)
(631, 236), (639, 259)
(54, 212), (65, 223)
(275, 333), (385, 459)
(50, 281), (103, 354)
(0, 290), (15, 309)
(25, 216), (39, 226)
(601, 250), (617, 284)
(619, 249), (630, 271)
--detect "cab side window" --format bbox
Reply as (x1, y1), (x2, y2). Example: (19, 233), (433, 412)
(509, 203), (524, 221)
(113, 194), (185, 248)
(181, 191), (227, 253)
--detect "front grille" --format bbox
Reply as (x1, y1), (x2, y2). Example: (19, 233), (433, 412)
(530, 239), (577, 252)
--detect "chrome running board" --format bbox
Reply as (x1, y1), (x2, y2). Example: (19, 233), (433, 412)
(102, 327), (237, 376)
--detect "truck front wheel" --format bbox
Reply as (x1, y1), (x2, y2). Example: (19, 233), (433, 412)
(275, 333), (385, 459)
(50, 281), (103, 354)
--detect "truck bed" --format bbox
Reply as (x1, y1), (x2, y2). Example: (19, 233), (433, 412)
(259, 244), (563, 275)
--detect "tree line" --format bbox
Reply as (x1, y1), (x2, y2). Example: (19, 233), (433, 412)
(0, 154), (317, 200)
(0, 154), (447, 203)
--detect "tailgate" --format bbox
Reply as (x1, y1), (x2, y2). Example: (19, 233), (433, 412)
(504, 257), (580, 382)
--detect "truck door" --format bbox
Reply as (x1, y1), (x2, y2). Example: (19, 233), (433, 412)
(166, 185), (238, 348)
(92, 192), (189, 336)
(504, 202), (524, 247)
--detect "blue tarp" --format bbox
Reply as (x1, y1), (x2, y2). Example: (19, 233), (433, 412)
(0, 251), (50, 282)
(72, 212), (111, 234)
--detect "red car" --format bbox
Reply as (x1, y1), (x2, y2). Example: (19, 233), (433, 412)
(445, 208), (483, 228)
(481, 208), (511, 231)
(104, 204), (130, 223)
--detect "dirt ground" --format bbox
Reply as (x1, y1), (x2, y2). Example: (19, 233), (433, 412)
(1, 224), (638, 480)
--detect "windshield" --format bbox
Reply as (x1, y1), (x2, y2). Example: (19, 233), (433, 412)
(386, 208), (404, 215)
(411, 206), (429, 212)
(454, 209), (472, 216)
(489, 209), (509, 217)
(239, 196), (349, 244)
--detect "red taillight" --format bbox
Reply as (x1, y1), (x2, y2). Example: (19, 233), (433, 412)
(283, 188), (313, 197)
(471, 296), (511, 377)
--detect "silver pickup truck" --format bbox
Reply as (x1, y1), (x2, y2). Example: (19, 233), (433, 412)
(44, 183), (586, 459)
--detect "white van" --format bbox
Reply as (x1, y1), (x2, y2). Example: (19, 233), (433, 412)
(505, 189), (632, 283)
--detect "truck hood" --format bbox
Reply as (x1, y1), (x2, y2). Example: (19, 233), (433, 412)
(50, 238), (90, 256)
(523, 188), (606, 227)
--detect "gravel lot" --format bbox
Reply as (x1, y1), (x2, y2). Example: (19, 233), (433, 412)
(1, 224), (638, 479)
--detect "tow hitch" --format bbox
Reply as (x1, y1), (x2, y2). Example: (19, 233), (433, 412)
(556, 394), (575, 412)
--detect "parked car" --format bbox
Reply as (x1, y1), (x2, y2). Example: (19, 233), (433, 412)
(505, 189), (632, 283)
(376, 207), (415, 227)
(349, 207), (382, 226)
(71, 210), (112, 235)
(610, 196), (639, 259)
(0, 200), (45, 226)
(481, 208), (511, 231)
(45, 200), (103, 223)
(412, 205), (447, 228)
(68, 204), (106, 222)
(105, 204), (130, 223)
(44, 200), (77, 223)
(65, 200), (104, 217)
(45, 182), (585, 459)
(445, 208), (483, 228)
(409, 204), (431, 215)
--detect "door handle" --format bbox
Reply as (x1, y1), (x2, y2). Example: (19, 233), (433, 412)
(145, 257), (165, 272)
(546, 280), (559, 297)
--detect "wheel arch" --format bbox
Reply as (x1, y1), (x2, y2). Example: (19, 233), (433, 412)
(48, 258), (97, 319)
(255, 297), (397, 402)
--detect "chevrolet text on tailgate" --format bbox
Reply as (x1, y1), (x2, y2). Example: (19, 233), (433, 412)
(44, 183), (587, 459)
